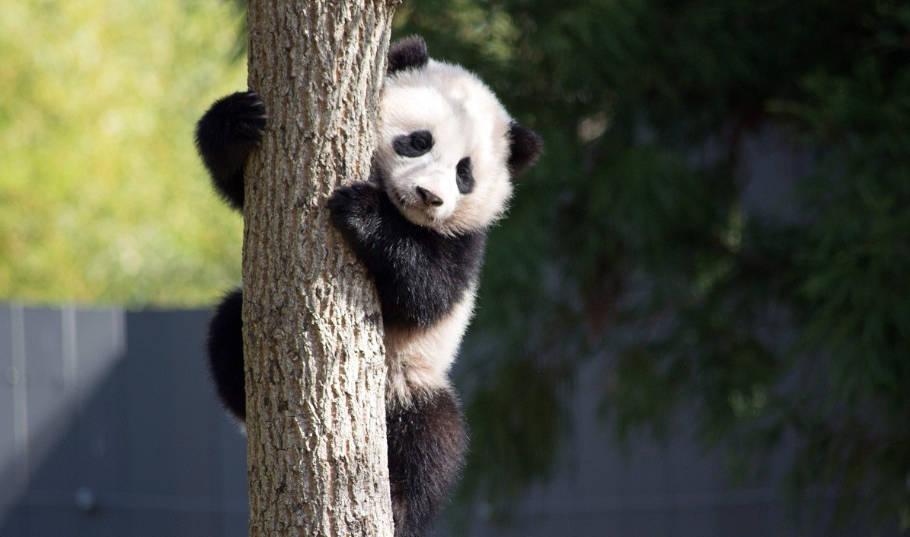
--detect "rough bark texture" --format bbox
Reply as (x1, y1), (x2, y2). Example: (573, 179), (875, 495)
(243, 2), (397, 536)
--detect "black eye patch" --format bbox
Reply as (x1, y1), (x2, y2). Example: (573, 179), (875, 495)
(456, 157), (474, 194)
(393, 130), (434, 158)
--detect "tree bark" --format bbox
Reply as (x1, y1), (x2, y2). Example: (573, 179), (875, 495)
(242, 2), (397, 536)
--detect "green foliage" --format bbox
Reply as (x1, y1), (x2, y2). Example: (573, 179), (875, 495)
(456, 359), (569, 514)
(0, 0), (245, 306)
(398, 0), (910, 529)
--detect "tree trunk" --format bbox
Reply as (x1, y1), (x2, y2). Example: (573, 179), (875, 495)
(242, 2), (397, 536)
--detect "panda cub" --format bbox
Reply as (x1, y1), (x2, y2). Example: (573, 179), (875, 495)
(196, 36), (541, 537)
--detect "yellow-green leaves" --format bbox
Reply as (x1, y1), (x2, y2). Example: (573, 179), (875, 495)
(0, 0), (246, 306)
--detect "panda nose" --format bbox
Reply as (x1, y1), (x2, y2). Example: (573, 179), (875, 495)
(416, 186), (443, 207)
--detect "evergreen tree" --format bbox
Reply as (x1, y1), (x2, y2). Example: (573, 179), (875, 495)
(399, 0), (910, 528)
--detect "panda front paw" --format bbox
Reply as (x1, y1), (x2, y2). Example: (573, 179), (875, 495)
(222, 90), (268, 144)
(328, 183), (382, 240)
(197, 91), (268, 151)
(195, 91), (270, 211)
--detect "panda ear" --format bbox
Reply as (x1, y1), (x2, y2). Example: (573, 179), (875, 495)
(507, 122), (543, 177)
(388, 35), (429, 74)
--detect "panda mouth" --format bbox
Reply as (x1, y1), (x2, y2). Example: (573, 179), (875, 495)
(375, 171), (434, 221)
(391, 188), (446, 228)
(395, 191), (432, 216)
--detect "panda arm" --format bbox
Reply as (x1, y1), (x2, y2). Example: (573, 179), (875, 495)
(194, 91), (266, 211)
(328, 184), (485, 328)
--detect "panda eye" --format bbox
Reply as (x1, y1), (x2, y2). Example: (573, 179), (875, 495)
(393, 130), (434, 158)
(456, 157), (474, 194)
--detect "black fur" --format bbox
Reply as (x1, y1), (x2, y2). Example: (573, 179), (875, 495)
(327, 183), (486, 329)
(207, 289), (245, 420)
(394, 130), (434, 158)
(456, 157), (474, 194)
(507, 122), (543, 176)
(387, 391), (467, 537)
(194, 91), (266, 210)
(387, 35), (429, 74)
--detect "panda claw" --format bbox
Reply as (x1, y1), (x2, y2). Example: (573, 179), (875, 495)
(328, 184), (381, 238)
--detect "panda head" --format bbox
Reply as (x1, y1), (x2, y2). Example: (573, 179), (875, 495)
(377, 36), (542, 236)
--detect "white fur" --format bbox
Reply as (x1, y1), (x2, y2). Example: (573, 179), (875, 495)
(385, 281), (478, 405)
(378, 60), (515, 235)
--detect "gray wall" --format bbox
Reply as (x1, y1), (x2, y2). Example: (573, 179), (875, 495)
(0, 303), (894, 537)
(0, 304), (246, 537)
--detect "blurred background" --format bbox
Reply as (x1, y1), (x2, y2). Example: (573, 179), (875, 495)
(1, 1), (908, 536)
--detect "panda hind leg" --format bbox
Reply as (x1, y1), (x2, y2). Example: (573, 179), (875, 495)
(207, 287), (246, 422)
(208, 290), (468, 536)
(386, 389), (468, 537)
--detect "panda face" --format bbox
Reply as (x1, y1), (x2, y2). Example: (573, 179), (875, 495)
(378, 60), (514, 236)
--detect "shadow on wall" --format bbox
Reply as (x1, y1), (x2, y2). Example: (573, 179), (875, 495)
(0, 303), (900, 537)
(0, 305), (248, 537)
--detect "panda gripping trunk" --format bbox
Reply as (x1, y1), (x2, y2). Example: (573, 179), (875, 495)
(199, 32), (542, 537)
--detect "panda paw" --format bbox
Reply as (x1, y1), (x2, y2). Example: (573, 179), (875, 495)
(225, 90), (267, 143)
(198, 90), (268, 149)
(328, 183), (382, 239)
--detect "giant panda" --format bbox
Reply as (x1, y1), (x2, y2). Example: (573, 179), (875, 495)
(195, 36), (542, 537)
